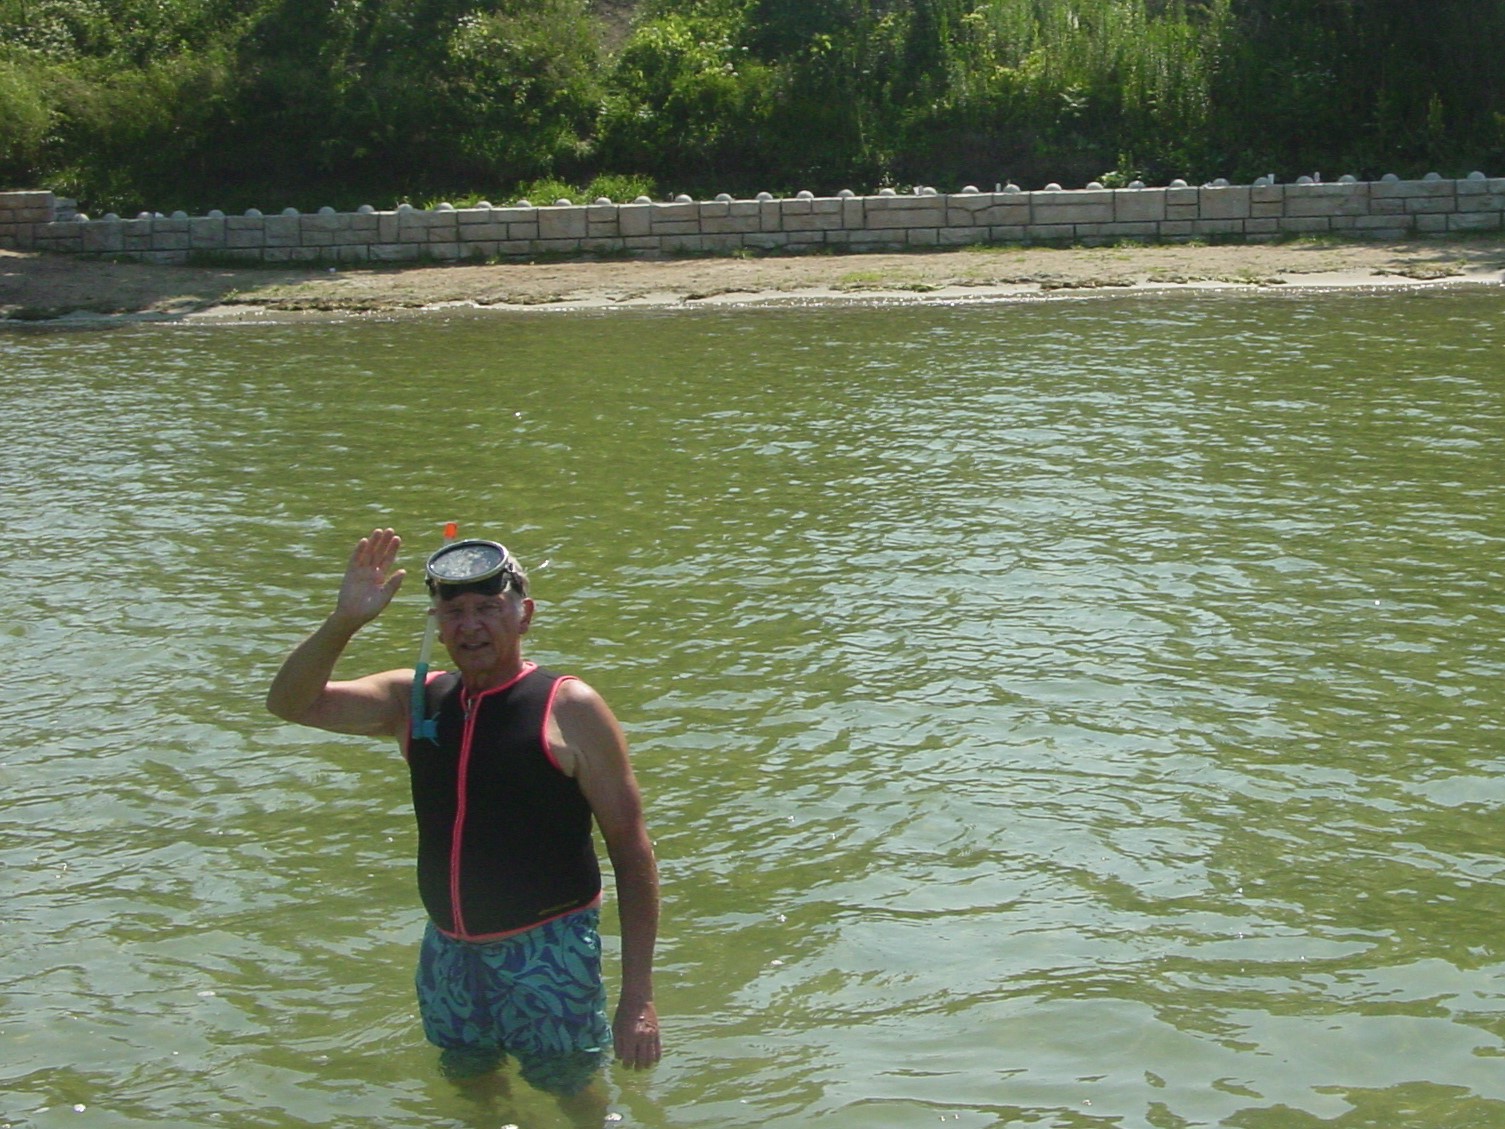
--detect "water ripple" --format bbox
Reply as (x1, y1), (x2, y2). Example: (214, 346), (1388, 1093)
(3, 291), (1504, 1128)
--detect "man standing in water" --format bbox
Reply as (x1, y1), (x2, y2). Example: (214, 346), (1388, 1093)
(266, 528), (660, 1103)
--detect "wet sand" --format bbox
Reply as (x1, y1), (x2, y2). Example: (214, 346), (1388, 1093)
(2, 237), (1502, 322)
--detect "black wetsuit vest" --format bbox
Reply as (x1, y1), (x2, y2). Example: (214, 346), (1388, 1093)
(407, 664), (602, 941)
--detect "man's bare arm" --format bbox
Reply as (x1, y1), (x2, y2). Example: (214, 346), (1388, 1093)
(554, 680), (662, 1070)
(265, 528), (412, 738)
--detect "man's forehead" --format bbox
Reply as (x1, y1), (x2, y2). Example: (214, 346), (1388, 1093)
(437, 588), (515, 605)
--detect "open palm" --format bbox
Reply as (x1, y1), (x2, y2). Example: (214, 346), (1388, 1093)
(336, 528), (406, 625)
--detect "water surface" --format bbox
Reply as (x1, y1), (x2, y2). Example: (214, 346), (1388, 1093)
(2, 288), (1503, 1128)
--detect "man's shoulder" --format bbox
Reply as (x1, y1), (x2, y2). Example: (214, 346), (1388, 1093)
(549, 677), (626, 755)
(550, 673), (607, 709)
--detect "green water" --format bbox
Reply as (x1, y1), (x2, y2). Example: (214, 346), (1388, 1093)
(2, 288), (1503, 1129)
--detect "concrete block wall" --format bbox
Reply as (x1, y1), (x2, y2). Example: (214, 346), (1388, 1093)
(0, 191), (64, 248)
(3, 174), (1501, 265)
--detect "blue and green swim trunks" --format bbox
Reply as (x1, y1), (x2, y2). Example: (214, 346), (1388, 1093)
(416, 908), (612, 1095)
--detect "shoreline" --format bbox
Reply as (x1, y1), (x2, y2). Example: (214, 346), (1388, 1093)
(3, 238), (1502, 323)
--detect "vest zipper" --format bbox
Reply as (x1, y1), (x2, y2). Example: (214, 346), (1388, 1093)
(441, 664), (535, 941)
(449, 692), (480, 938)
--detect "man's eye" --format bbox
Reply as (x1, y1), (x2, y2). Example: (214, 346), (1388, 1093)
(440, 603), (508, 622)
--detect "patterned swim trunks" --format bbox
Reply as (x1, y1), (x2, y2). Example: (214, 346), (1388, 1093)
(415, 908), (612, 1095)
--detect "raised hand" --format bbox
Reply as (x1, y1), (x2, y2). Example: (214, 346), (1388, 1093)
(335, 528), (407, 627)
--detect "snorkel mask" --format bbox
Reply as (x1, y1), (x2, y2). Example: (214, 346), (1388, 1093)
(424, 539), (526, 599)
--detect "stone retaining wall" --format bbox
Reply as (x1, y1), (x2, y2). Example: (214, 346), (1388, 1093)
(3, 175), (1502, 265)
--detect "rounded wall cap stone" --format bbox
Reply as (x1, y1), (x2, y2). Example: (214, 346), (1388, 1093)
(1468, 171), (1487, 180)
(515, 199), (531, 207)
(797, 190), (814, 199)
(838, 189), (855, 198)
(1339, 175), (1357, 184)
(554, 198), (572, 206)
(1169, 179), (1188, 188)
(1423, 172), (1443, 181)
(757, 192), (775, 201)
(1044, 183), (1063, 191)
(282, 207), (299, 216)
(397, 203), (414, 211)
(962, 185), (980, 194)
(1003, 184), (1022, 194)
(1129, 180), (1146, 189)
(357, 204), (375, 213)
(435, 202), (455, 211)
(715, 193), (732, 202)
(1382, 173), (1400, 182)
(674, 194), (693, 203)
(1296, 176), (1315, 185)
(171, 210), (188, 219)
(634, 196), (652, 204)
(208, 209), (225, 218)
(319, 206), (336, 214)
(1086, 181), (1106, 190)
(103, 212), (120, 221)
(879, 188), (897, 196)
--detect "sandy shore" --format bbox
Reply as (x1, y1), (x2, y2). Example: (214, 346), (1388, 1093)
(2, 237), (1502, 321)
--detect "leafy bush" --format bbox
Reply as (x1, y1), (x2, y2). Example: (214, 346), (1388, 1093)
(2, 0), (1500, 212)
(0, 57), (55, 187)
(441, 2), (604, 184)
(508, 173), (658, 205)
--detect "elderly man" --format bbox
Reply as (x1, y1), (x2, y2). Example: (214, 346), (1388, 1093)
(266, 528), (660, 1100)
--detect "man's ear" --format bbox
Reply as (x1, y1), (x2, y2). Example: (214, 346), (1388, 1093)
(518, 597), (536, 634)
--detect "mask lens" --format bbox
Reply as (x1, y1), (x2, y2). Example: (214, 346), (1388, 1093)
(426, 540), (510, 585)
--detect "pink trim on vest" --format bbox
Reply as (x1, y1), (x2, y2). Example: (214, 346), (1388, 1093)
(435, 891), (604, 944)
(541, 675), (579, 776)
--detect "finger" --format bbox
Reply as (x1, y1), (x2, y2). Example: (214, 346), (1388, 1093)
(351, 529), (399, 571)
(353, 529), (384, 564)
(375, 529), (401, 565)
(621, 1034), (660, 1069)
(348, 534), (374, 569)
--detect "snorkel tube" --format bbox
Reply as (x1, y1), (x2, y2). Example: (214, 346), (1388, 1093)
(410, 521), (458, 742)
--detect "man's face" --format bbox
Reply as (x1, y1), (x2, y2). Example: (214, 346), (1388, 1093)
(436, 590), (532, 674)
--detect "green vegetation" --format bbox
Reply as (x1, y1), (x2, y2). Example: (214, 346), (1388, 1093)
(2, 0), (1501, 214)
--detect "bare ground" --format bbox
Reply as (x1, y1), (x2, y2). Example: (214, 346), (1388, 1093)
(2, 237), (1502, 322)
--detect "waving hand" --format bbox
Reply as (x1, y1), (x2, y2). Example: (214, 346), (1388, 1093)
(336, 527), (407, 627)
